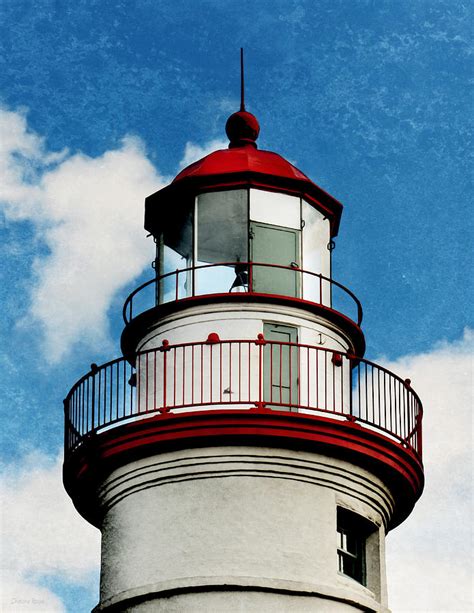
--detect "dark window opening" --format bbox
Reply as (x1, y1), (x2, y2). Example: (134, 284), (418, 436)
(337, 507), (374, 586)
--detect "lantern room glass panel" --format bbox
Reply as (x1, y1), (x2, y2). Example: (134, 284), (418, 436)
(249, 189), (301, 230)
(196, 190), (249, 295)
(158, 202), (193, 303)
(301, 200), (331, 305)
(250, 222), (301, 297)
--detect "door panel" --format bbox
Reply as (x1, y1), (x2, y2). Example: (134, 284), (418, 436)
(250, 222), (300, 297)
(263, 323), (298, 410)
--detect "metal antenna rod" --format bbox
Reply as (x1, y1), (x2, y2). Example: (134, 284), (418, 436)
(240, 47), (245, 111)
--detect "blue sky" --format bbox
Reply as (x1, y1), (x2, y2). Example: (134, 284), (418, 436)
(0, 1), (472, 612)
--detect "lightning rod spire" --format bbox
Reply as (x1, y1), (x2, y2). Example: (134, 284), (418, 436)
(240, 47), (245, 112)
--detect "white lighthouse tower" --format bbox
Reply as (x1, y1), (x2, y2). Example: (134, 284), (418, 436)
(63, 68), (424, 612)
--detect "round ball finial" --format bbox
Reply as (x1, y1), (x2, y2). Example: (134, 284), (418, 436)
(225, 111), (260, 148)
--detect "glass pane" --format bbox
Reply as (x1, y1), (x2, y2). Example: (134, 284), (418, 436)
(250, 189), (300, 229)
(163, 202), (193, 261)
(158, 201), (193, 303)
(345, 532), (360, 556)
(195, 190), (248, 296)
(197, 190), (248, 264)
(302, 200), (330, 304)
(195, 264), (237, 296)
(160, 245), (191, 303)
(340, 552), (360, 582)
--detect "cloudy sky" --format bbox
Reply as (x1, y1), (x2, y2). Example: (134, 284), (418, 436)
(0, 1), (472, 611)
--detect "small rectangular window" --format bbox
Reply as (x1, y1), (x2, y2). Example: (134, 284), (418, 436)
(337, 507), (373, 586)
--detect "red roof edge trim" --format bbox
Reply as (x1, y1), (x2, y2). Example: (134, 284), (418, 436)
(145, 172), (343, 237)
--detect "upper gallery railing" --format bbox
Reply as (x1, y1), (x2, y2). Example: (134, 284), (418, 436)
(64, 336), (422, 461)
(122, 262), (363, 326)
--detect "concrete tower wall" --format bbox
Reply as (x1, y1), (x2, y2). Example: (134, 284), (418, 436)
(136, 302), (351, 355)
(97, 446), (391, 612)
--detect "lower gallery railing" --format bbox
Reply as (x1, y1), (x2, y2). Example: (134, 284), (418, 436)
(64, 335), (422, 460)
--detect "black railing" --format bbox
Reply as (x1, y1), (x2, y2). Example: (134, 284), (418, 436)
(122, 262), (363, 326)
(64, 337), (422, 460)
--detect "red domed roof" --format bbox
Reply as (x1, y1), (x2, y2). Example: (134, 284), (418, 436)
(145, 112), (343, 237)
(173, 145), (312, 184)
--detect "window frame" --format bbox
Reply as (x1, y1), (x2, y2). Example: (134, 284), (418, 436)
(337, 507), (374, 586)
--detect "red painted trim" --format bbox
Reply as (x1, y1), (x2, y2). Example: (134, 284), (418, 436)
(120, 292), (366, 365)
(64, 410), (423, 530)
(145, 172), (343, 237)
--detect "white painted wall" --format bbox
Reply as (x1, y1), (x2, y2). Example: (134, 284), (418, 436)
(137, 302), (350, 353)
(96, 446), (391, 612)
(133, 302), (352, 416)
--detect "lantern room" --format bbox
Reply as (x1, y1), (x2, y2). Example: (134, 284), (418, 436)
(144, 110), (344, 308)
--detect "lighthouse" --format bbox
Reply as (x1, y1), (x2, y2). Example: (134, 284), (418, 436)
(63, 66), (424, 612)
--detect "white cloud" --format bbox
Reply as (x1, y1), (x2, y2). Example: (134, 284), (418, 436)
(0, 110), (232, 364)
(383, 329), (473, 612)
(0, 451), (100, 612)
(178, 138), (227, 170)
(0, 107), (166, 362)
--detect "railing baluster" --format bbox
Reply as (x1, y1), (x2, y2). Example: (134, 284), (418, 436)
(200, 344), (203, 405)
(191, 345), (195, 406)
(306, 346), (310, 409)
(219, 343), (223, 404)
(137, 354), (141, 414)
(289, 344), (293, 408)
(173, 347), (177, 406)
(229, 342), (232, 406)
(279, 343), (283, 405)
(209, 344), (213, 404)
(270, 340), (273, 404)
(357, 360), (361, 420)
(348, 356), (353, 420)
(340, 354), (344, 414)
(248, 341), (251, 402)
(153, 350), (157, 410)
(297, 344), (301, 408)
(332, 352), (336, 413)
(163, 348), (167, 411)
(145, 352), (149, 412)
(371, 364), (375, 426)
(238, 342), (241, 402)
(315, 347), (319, 409)
(324, 351), (328, 411)
(182, 346), (186, 406)
(85, 378), (89, 436)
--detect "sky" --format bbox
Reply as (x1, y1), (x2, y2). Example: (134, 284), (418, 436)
(0, 1), (472, 611)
